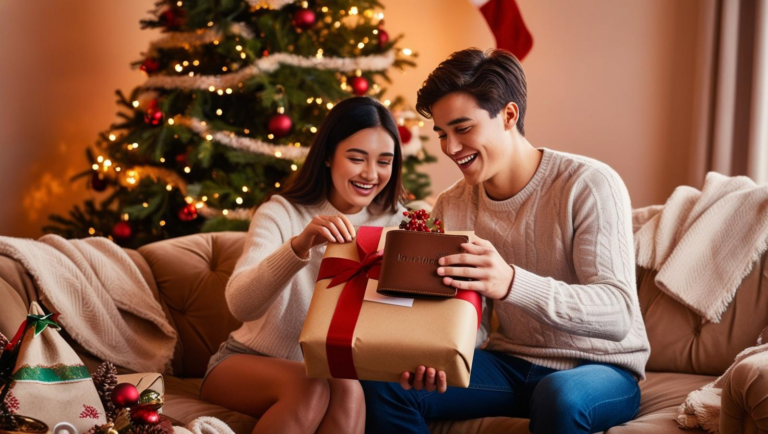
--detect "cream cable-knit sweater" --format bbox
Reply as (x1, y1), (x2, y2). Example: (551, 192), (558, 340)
(225, 195), (406, 361)
(433, 148), (651, 379)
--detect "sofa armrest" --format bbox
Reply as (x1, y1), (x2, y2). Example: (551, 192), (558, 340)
(720, 350), (768, 433)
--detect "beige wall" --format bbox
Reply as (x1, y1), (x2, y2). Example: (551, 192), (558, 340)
(384, 0), (708, 208)
(0, 0), (706, 238)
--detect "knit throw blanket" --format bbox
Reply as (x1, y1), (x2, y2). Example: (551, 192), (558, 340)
(0, 234), (177, 373)
(677, 328), (768, 433)
(632, 171), (768, 323)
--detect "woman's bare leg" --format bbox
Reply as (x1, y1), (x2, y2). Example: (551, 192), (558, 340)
(316, 379), (365, 434)
(200, 354), (330, 434)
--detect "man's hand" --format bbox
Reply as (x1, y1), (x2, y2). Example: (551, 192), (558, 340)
(399, 366), (448, 393)
(437, 237), (515, 300)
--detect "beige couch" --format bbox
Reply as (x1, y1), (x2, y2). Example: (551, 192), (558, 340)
(1, 232), (767, 433)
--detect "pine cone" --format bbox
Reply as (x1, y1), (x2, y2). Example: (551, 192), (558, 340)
(92, 362), (118, 420)
(129, 423), (169, 434)
(84, 424), (102, 434)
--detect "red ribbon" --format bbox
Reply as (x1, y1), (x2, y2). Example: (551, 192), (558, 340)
(316, 227), (483, 379)
(5, 313), (60, 352)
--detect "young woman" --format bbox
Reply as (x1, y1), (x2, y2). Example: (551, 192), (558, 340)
(201, 97), (407, 434)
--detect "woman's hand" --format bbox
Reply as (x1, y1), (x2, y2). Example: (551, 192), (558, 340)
(291, 214), (356, 258)
(437, 237), (515, 300)
(400, 366), (448, 393)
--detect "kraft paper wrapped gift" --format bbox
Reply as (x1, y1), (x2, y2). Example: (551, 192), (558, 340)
(299, 226), (481, 387)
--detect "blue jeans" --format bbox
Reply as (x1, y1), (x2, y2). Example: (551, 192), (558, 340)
(361, 350), (641, 434)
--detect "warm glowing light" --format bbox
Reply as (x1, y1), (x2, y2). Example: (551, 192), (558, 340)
(142, 202), (149, 208)
(402, 48), (413, 56)
(175, 64), (183, 72)
(349, 7), (358, 15)
(213, 40), (219, 45)
(321, 6), (328, 12)
(207, 21), (214, 27)
(242, 186), (248, 192)
(310, 127), (318, 133)
(275, 182), (281, 188)
(185, 196), (194, 204)
(183, 61), (189, 66)
(316, 98), (323, 104)
(216, 109), (223, 116)
(326, 102), (334, 109)
(217, 89), (224, 95)
(222, 209), (229, 215)
(267, 134), (274, 139)
(184, 166), (191, 173)
(357, 42), (365, 49)
(208, 85), (216, 92)
(193, 60), (200, 66)
(384, 100), (391, 106)
(108, 134), (116, 141)
(195, 202), (204, 209)
(160, 157), (166, 163)
(236, 45), (243, 51)
(166, 184), (173, 191)
(168, 118), (175, 125)
(236, 197), (243, 204)
(275, 151), (282, 158)
(104, 160), (112, 167)
(159, 220), (166, 226)
(92, 164), (99, 170)
(307, 97), (314, 104)
(97, 156), (104, 163)
(240, 52), (247, 59)
(88, 228), (96, 235)
(291, 164), (298, 171)
(206, 134), (213, 141)
(225, 88), (233, 94)
(132, 100), (140, 107)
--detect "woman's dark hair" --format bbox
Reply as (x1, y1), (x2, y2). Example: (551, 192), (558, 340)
(279, 96), (404, 212)
(416, 48), (527, 135)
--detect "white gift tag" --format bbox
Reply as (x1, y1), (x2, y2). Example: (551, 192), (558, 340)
(364, 279), (414, 307)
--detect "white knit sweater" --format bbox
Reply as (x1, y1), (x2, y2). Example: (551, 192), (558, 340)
(433, 148), (651, 379)
(225, 195), (406, 361)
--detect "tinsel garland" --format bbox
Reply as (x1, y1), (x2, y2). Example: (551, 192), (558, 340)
(143, 51), (395, 90)
(146, 24), (254, 57)
(176, 117), (310, 160)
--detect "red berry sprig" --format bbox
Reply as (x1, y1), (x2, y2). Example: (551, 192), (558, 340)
(399, 209), (444, 233)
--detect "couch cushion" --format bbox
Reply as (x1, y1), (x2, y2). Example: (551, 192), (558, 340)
(164, 376), (257, 434)
(638, 252), (768, 375)
(138, 232), (245, 378)
(427, 372), (714, 433)
(163, 371), (713, 434)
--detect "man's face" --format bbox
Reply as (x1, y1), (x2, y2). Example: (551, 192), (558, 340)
(431, 92), (512, 186)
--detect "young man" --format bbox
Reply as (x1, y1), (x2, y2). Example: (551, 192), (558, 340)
(361, 49), (651, 433)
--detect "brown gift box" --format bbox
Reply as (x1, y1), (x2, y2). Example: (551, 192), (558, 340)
(299, 226), (479, 387)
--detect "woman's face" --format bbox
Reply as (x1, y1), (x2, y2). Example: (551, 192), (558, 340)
(327, 126), (396, 214)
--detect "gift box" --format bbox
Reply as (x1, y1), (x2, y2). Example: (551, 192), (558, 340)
(299, 226), (481, 387)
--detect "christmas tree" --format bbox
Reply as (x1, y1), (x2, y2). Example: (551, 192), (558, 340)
(45, 0), (435, 248)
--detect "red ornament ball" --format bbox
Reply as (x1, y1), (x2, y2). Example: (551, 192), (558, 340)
(112, 222), (132, 241)
(378, 29), (390, 48)
(160, 9), (185, 29)
(267, 113), (293, 138)
(91, 172), (107, 192)
(178, 203), (198, 222)
(349, 76), (369, 96)
(144, 100), (164, 126)
(111, 383), (139, 408)
(131, 407), (160, 425)
(397, 125), (413, 145)
(140, 58), (160, 74)
(292, 8), (316, 30)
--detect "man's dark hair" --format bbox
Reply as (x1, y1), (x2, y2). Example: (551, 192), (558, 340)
(416, 48), (527, 135)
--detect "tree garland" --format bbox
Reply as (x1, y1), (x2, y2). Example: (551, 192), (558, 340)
(142, 50), (395, 90)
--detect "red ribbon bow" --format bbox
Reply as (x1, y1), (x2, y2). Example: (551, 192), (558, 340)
(316, 227), (383, 379)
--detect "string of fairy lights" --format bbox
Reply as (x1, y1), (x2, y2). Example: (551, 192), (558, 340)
(89, 0), (418, 235)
